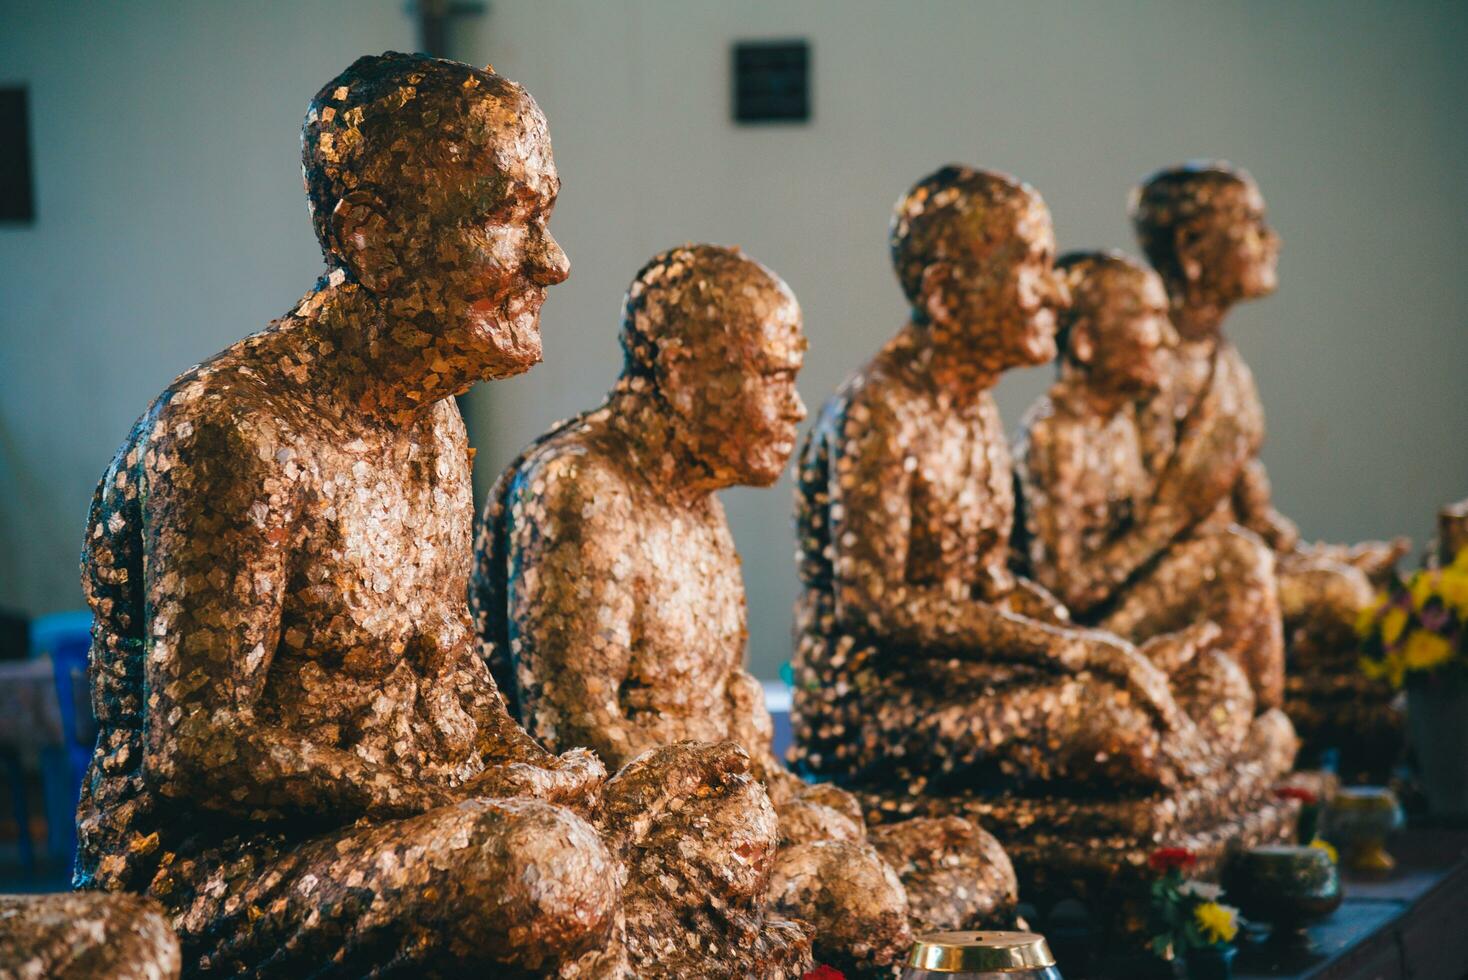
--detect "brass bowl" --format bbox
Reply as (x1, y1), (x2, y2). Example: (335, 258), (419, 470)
(1320, 786), (1404, 874)
(1223, 845), (1342, 947)
(902, 930), (1062, 978)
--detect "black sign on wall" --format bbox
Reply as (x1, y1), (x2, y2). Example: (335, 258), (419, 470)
(732, 40), (810, 125)
(0, 87), (35, 223)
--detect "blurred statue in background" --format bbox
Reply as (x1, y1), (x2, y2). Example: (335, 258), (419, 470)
(77, 53), (809, 979)
(1014, 250), (1285, 707)
(790, 166), (1297, 935)
(0, 893), (180, 979)
(1130, 162), (1408, 779)
(474, 244), (1017, 977)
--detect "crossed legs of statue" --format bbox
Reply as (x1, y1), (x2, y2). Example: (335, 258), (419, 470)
(156, 799), (623, 979)
(0, 892), (182, 980)
(852, 628), (1280, 800)
(1098, 526), (1286, 709)
(1275, 553), (1373, 663)
(152, 743), (808, 980)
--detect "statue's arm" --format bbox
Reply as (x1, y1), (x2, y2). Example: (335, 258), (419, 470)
(1231, 458), (1300, 551)
(1149, 351), (1264, 530)
(1021, 414), (1170, 614)
(826, 398), (1176, 724)
(138, 414), (450, 820)
(505, 456), (660, 771)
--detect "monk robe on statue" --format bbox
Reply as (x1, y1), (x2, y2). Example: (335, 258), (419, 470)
(1014, 250), (1286, 708)
(473, 244), (1017, 977)
(77, 53), (809, 979)
(1129, 163), (1408, 777)
(789, 166), (1299, 926)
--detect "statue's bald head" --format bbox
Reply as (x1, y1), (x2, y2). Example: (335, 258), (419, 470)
(618, 244), (807, 488)
(1130, 161), (1277, 302)
(1054, 249), (1174, 395)
(297, 52), (567, 395)
(619, 244), (803, 381)
(890, 165), (1053, 306)
(302, 52), (550, 261)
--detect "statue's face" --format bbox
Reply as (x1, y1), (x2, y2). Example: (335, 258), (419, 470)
(420, 95), (568, 380)
(337, 87), (569, 386)
(660, 278), (807, 487)
(1177, 181), (1279, 303)
(1082, 267), (1176, 395)
(924, 195), (1067, 370)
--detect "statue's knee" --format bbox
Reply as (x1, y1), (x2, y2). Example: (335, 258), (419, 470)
(1213, 529), (1276, 587)
(770, 840), (912, 972)
(456, 800), (620, 960)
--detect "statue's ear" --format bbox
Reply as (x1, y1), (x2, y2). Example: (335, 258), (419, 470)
(1069, 321), (1096, 365)
(653, 340), (698, 417)
(330, 191), (399, 294)
(919, 261), (956, 322)
(1173, 224), (1204, 284)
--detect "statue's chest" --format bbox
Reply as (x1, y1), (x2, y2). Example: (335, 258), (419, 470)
(1076, 416), (1148, 536)
(288, 431), (472, 652)
(907, 403), (1013, 583)
(631, 505), (746, 677)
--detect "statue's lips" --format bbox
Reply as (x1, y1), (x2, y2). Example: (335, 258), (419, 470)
(467, 287), (546, 333)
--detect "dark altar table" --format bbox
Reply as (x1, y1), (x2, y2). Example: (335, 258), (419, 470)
(1230, 828), (1468, 980)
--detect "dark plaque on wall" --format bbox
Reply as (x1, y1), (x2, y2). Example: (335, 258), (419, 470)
(0, 87), (35, 223)
(732, 40), (810, 124)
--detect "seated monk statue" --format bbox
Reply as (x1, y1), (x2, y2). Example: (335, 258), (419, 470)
(76, 53), (809, 979)
(472, 243), (1018, 977)
(1014, 250), (1286, 708)
(789, 168), (1299, 916)
(0, 893), (180, 979)
(1129, 163), (1408, 775)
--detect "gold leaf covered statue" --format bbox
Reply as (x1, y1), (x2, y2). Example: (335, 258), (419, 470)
(789, 166), (1298, 933)
(0, 893), (180, 979)
(77, 53), (809, 979)
(1127, 162), (1407, 779)
(473, 244), (1018, 977)
(1014, 250), (1285, 708)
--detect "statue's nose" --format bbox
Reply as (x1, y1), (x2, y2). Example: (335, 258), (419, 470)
(529, 231), (570, 287)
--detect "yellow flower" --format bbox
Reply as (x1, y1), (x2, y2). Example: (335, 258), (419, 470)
(1402, 630), (1455, 672)
(1381, 607), (1409, 646)
(1409, 571), (1438, 612)
(1439, 567), (1468, 617)
(1355, 592), (1388, 637)
(1363, 649), (1408, 689)
(1309, 838), (1338, 864)
(1194, 901), (1239, 945)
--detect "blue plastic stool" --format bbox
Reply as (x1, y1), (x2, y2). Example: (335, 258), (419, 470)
(28, 611), (94, 870)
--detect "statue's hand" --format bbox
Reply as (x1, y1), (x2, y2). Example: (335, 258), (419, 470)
(1078, 633), (1182, 732)
(1007, 578), (1071, 626)
(467, 748), (607, 810)
(1345, 537), (1412, 580)
(1139, 621), (1221, 675)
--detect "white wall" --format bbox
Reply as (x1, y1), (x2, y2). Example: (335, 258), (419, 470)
(0, 0), (413, 619)
(3, 2), (1466, 682)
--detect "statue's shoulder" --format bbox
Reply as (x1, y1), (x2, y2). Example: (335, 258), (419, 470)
(824, 355), (923, 432)
(502, 411), (631, 516)
(131, 339), (314, 495)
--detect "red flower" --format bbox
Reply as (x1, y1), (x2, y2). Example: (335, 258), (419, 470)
(1148, 847), (1198, 872)
(804, 968), (846, 980)
(1274, 785), (1318, 805)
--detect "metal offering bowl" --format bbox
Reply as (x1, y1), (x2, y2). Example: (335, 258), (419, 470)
(1320, 786), (1404, 874)
(1223, 845), (1342, 947)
